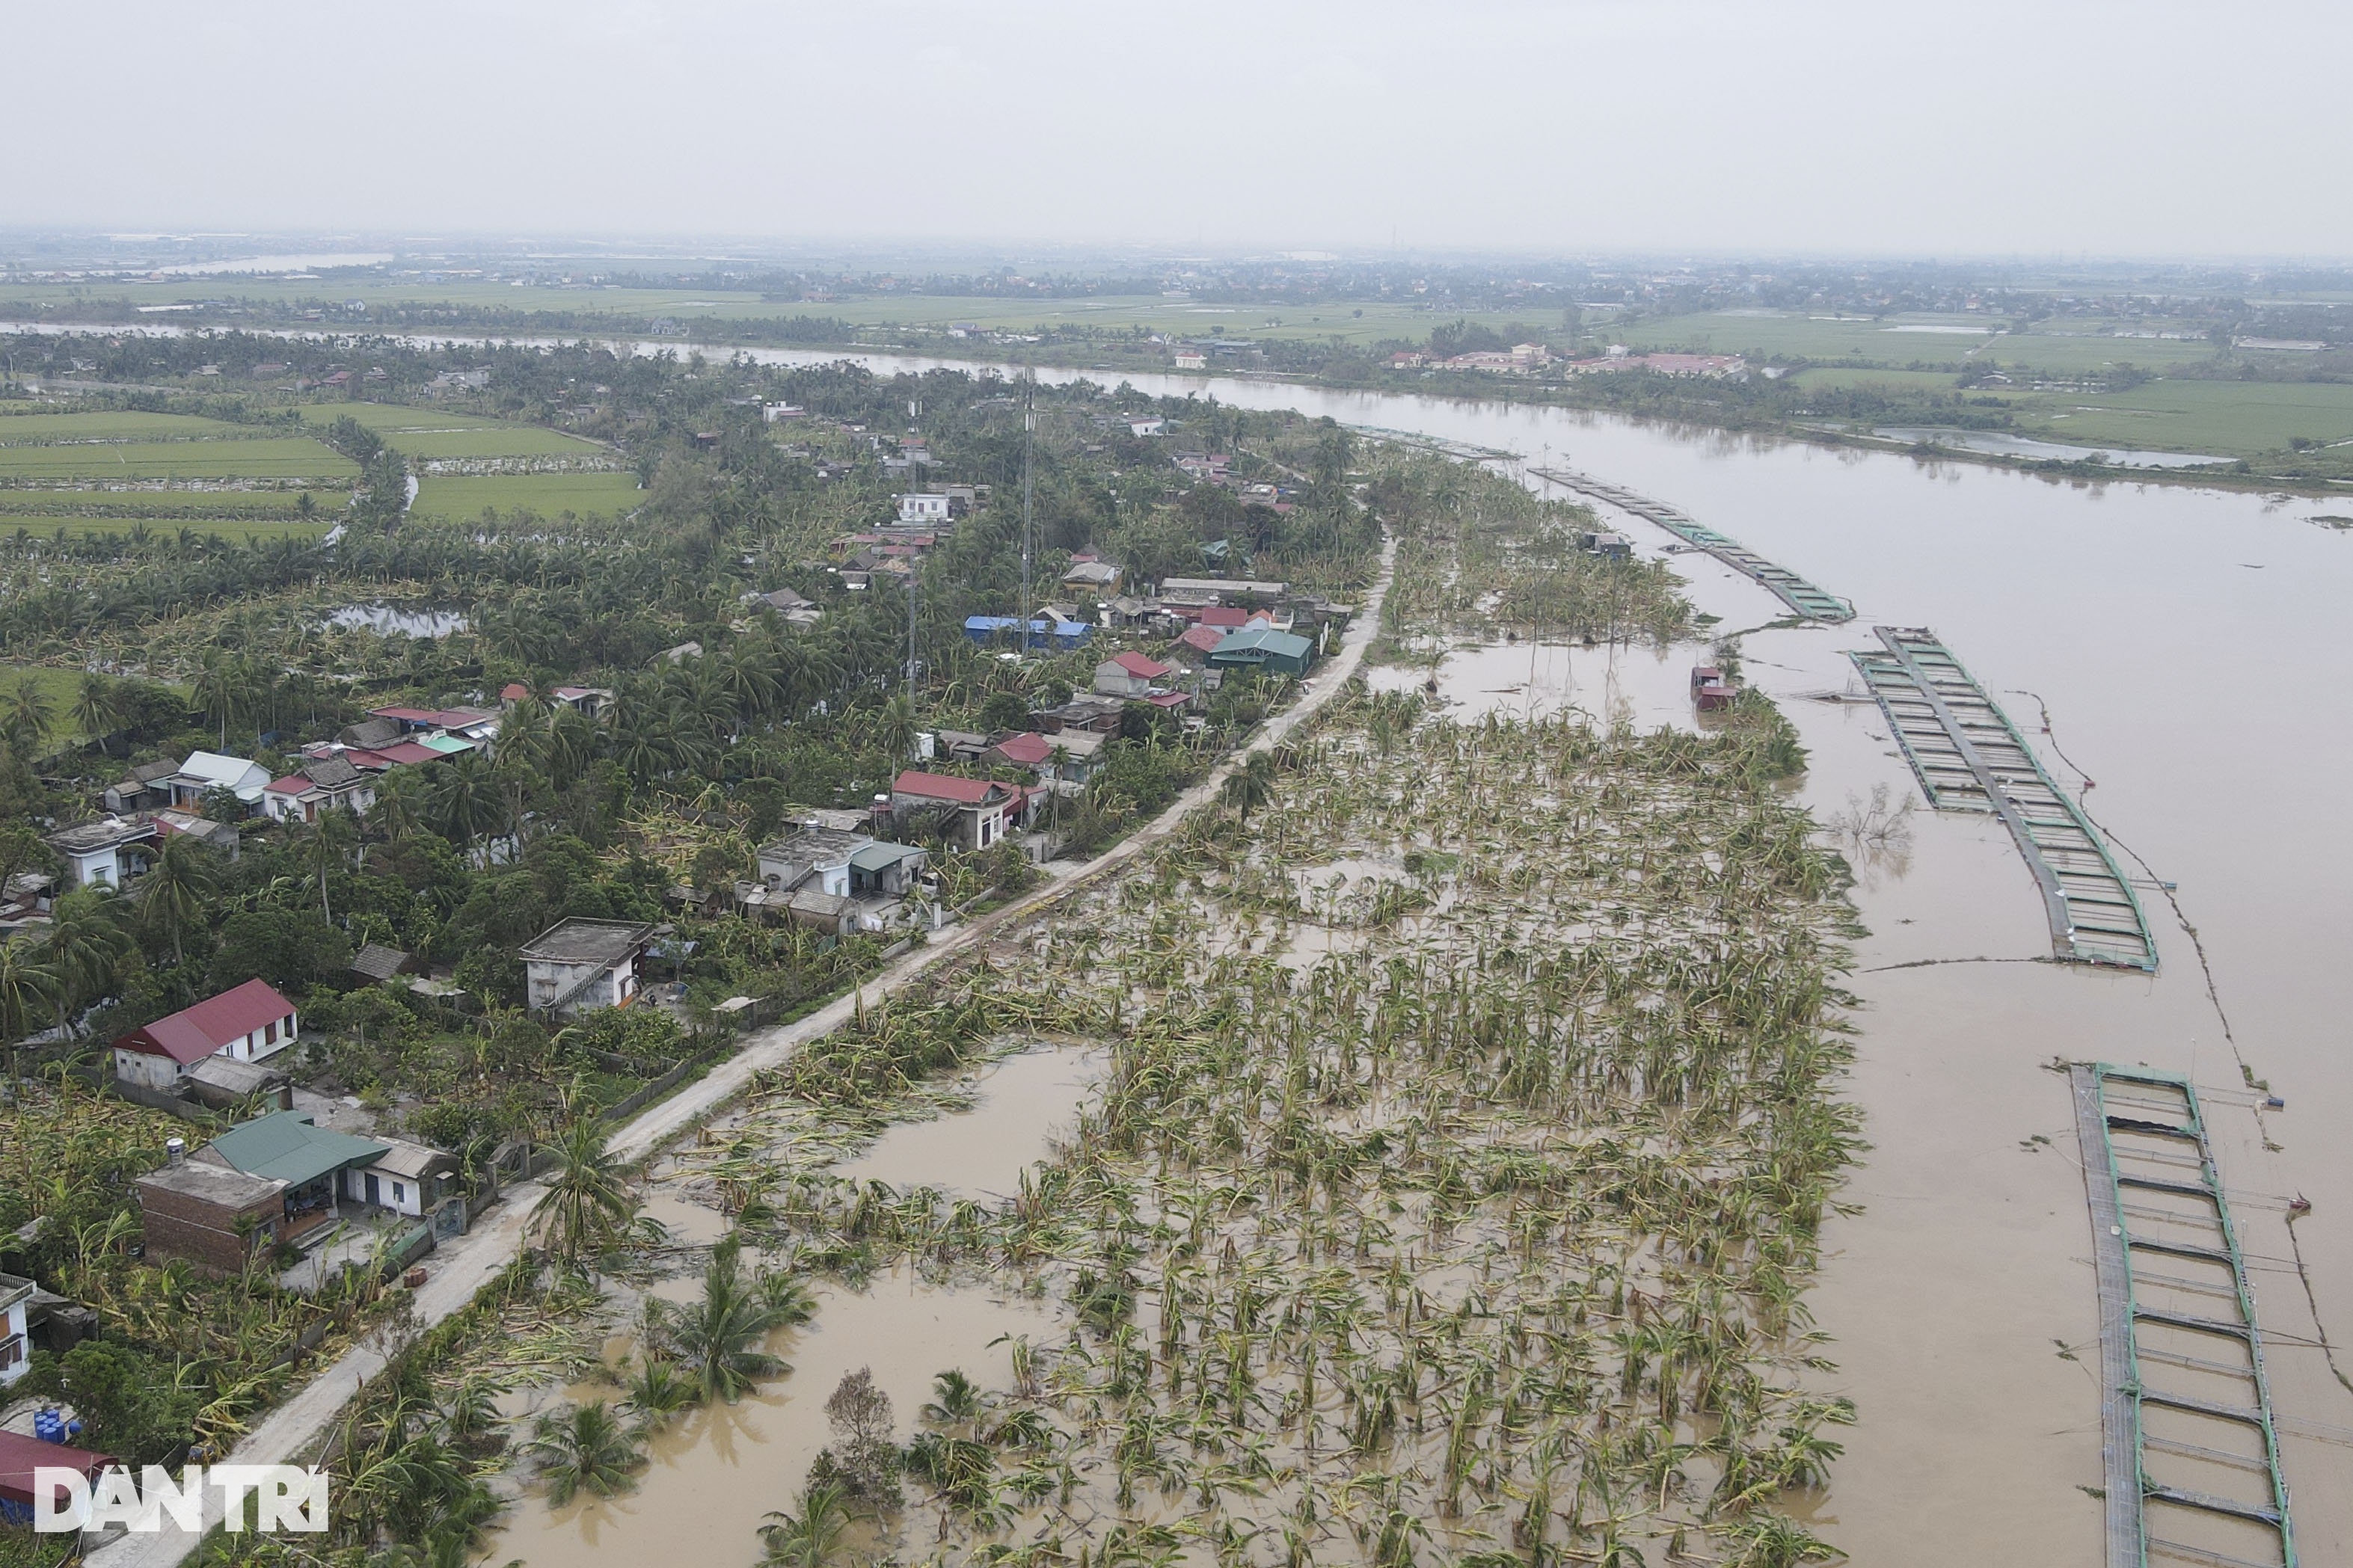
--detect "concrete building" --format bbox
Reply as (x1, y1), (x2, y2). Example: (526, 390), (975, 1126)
(133, 1158), (286, 1273)
(891, 770), (1016, 852)
(1093, 651), (1174, 699)
(520, 917), (657, 1017)
(897, 493), (951, 525)
(46, 816), (157, 889)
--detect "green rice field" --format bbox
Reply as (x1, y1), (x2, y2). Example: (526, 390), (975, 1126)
(408, 470), (642, 520)
(294, 404), (612, 459)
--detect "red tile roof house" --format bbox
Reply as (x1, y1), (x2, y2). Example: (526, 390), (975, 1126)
(891, 770), (1016, 852)
(111, 978), (299, 1092)
(1092, 651), (1174, 699)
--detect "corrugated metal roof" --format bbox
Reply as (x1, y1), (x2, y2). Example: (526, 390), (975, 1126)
(206, 1111), (387, 1190)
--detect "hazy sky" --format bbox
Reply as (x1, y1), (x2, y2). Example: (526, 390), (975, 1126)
(14, 0), (2350, 259)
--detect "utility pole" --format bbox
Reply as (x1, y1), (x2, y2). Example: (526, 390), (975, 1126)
(906, 573), (918, 693)
(1021, 372), (1035, 657)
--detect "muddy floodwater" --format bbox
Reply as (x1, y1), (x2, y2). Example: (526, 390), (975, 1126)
(165, 320), (2346, 1562)
(835, 1045), (1105, 1197)
(494, 1268), (1061, 1568)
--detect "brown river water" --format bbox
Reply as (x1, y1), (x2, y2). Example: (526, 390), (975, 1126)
(282, 345), (2337, 1565)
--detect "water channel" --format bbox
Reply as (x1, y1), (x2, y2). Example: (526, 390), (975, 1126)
(19, 318), (2349, 1561)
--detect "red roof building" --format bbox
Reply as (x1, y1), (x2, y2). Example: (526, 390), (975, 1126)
(1198, 606), (1250, 629)
(988, 732), (1053, 768)
(890, 771), (1016, 852)
(892, 770), (1009, 805)
(111, 978), (298, 1089)
(1108, 652), (1173, 680)
(1174, 624), (1227, 659)
(0, 1428), (115, 1513)
(369, 706), (441, 727)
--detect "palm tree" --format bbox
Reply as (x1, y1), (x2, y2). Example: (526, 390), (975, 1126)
(1222, 751), (1277, 821)
(0, 942), (60, 1075)
(299, 808), (358, 921)
(2, 675), (53, 755)
(429, 751), (498, 847)
(657, 1234), (805, 1403)
(140, 833), (217, 964)
(877, 693), (918, 763)
(530, 1118), (636, 1261)
(521, 1401), (644, 1505)
(39, 886), (132, 1038)
(70, 673), (120, 751)
(759, 1479), (854, 1568)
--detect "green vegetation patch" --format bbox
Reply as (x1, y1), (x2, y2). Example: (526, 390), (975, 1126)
(0, 409), (259, 443)
(2016, 377), (2353, 457)
(409, 470), (643, 520)
(0, 434), (357, 482)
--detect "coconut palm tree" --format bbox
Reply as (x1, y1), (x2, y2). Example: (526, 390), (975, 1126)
(521, 1400), (644, 1505)
(0, 942), (60, 1075)
(139, 833), (217, 964)
(2, 675), (53, 755)
(759, 1479), (854, 1568)
(70, 673), (120, 751)
(657, 1234), (803, 1403)
(530, 1118), (636, 1261)
(38, 886), (132, 1038)
(429, 751), (499, 847)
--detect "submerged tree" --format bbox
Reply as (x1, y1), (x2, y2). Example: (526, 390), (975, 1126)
(521, 1400), (645, 1505)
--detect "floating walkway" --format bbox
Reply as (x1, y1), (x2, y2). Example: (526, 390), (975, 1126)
(1850, 626), (2156, 970)
(2070, 1063), (2297, 1568)
(1527, 466), (1856, 622)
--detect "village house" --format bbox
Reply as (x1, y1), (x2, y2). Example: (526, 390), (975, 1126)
(132, 1157), (287, 1272)
(261, 754), (376, 825)
(757, 825), (869, 898)
(521, 917), (657, 1018)
(897, 492), (951, 525)
(46, 816), (157, 889)
(182, 1053), (294, 1113)
(1060, 559), (1123, 597)
(1125, 415), (1165, 437)
(891, 770), (1016, 852)
(1093, 651), (1174, 699)
(1173, 348), (1208, 371)
(102, 759), (179, 814)
(166, 751), (271, 814)
(111, 977), (301, 1090)
(986, 728), (1105, 787)
(0, 1428), (114, 1520)
(136, 1113), (455, 1270)
(962, 615), (1093, 652)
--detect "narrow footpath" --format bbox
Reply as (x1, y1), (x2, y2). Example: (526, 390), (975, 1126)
(87, 536), (1393, 1568)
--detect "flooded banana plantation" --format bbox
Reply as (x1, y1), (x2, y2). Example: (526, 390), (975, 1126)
(402, 346), (2352, 1568)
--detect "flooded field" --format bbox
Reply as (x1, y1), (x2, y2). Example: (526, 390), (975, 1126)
(58, 322), (2353, 1561)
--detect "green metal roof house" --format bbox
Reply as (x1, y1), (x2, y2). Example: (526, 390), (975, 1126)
(1206, 627), (1316, 677)
(197, 1110), (455, 1220)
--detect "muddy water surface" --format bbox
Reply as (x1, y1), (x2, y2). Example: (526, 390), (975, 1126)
(834, 1044), (1105, 1197)
(488, 1269), (1059, 1568)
